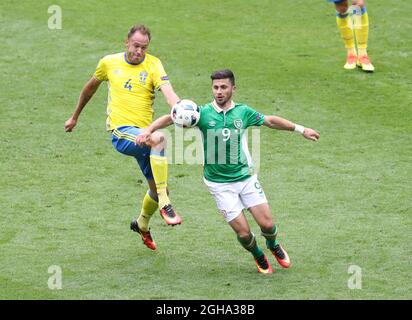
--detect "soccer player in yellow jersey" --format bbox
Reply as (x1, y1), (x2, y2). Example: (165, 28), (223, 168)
(328, 0), (375, 72)
(64, 24), (181, 251)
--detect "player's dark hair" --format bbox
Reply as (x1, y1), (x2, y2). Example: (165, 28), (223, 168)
(128, 24), (151, 40)
(210, 69), (235, 85)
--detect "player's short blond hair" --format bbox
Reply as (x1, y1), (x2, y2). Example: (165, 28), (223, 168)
(128, 24), (151, 41)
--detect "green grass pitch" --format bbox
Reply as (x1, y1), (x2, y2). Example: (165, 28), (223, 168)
(0, 0), (411, 299)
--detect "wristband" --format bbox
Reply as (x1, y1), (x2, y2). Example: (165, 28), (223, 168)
(294, 124), (305, 134)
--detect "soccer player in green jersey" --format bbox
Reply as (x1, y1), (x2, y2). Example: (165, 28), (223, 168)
(328, 0), (374, 72)
(137, 69), (320, 273)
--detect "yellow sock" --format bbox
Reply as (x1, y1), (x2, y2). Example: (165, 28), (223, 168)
(137, 191), (158, 232)
(336, 11), (355, 52)
(355, 9), (369, 56)
(150, 154), (170, 209)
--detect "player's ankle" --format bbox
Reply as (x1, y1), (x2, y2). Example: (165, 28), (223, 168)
(157, 192), (170, 209)
(357, 48), (367, 56)
(347, 48), (357, 56)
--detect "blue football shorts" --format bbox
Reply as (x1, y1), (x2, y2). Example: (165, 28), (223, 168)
(111, 126), (154, 180)
(327, 0), (346, 3)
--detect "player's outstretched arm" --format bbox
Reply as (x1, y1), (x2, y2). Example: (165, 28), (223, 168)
(135, 115), (173, 146)
(64, 76), (102, 132)
(160, 83), (180, 108)
(263, 115), (320, 142)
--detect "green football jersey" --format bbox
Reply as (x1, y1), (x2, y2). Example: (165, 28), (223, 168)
(196, 101), (265, 183)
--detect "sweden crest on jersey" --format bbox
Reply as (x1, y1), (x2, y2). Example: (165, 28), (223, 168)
(139, 71), (148, 85)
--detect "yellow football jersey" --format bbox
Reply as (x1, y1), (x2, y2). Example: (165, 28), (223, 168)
(94, 52), (170, 130)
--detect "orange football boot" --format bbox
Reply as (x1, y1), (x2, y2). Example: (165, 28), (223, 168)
(270, 244), (291, 268)
(130, 220), (157, 250)
(159, 204), (182, 226)
(357, 55), (375, 72)
(255, 254), (273, 274)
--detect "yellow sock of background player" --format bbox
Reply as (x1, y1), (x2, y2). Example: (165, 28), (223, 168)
(355, 7), (369, 57)
(336, 10), (356, 56)
(355, 7), (375, 72)
(336, 9), (357, 69)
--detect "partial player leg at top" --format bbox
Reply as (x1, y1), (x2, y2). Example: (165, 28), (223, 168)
(331, 0), (375, 72)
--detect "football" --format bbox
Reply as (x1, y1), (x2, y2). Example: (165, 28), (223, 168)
(171, 99), (200, 128)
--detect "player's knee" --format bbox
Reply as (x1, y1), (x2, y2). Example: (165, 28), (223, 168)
(151, 131), (167, 149)
(260, 224), (275, 234)
(237, 231), (252, 240)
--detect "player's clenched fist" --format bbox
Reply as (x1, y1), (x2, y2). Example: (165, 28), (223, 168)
(64, 117), (77, 132)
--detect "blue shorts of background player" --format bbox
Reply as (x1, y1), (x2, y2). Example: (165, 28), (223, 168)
(111, 126), (154, 180)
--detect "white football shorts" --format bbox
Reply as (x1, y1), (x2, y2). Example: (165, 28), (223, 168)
(203, 175), (268, 222)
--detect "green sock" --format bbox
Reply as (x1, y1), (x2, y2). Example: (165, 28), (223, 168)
(261, 225), (278, 249)
(237, 233), (264, 259)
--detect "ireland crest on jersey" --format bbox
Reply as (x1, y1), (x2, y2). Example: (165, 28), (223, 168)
(233, 119), (243, 129)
